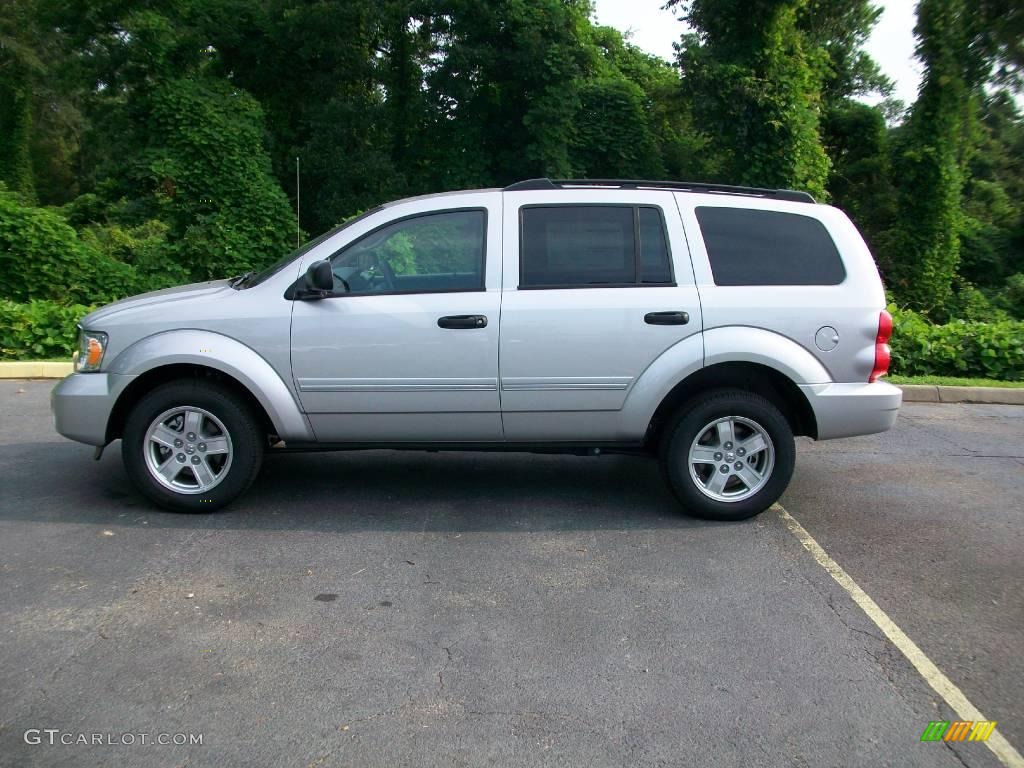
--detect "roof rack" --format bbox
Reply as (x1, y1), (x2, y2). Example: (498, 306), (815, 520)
(503, 178), (815, 204)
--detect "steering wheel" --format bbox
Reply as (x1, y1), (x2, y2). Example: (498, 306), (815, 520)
(375, 255), (396, 291)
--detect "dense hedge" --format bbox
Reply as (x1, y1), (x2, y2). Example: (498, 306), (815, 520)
(0, 190), (140, 304)
(0, 300), (94, 360)
(889, 307), (1024, 381)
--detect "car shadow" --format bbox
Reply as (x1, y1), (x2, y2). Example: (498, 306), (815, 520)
(1, 441), (742, 533)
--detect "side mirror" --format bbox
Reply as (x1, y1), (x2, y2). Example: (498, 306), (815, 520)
(305, 260), (335, 292)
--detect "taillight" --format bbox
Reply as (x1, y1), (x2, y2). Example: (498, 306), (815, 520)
(869, 310), (892, 382)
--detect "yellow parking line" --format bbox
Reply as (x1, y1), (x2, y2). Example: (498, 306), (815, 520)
(774, 503), (1024, 768)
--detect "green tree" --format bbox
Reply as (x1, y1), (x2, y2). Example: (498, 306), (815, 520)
(822, 101), (895, 249)
(0, 0), (41, 199)
(884, 0), (974, 314)
(799, 0), (893, 108)
(422, 0), (593, 188)
(672, 0), (831, 198)
(587, 25), (718, 180)
(127, 77), (298, 280)
(42, 2), (298, 278)
(959, 91), (1024, 313)
(571, 78), (663, 178)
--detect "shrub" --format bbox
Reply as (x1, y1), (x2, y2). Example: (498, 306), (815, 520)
(121, 78), (297, 281)
(0, 300), (94, 360)
(889, 306), (1024, 381)
(0, 190), (140, 304)
(993, 273), (1024, 320)
(79, 218), (189, 290)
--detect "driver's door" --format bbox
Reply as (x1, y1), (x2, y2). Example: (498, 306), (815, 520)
(290, 203), (502, 442)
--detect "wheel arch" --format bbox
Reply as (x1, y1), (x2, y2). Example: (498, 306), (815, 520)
(107, 364), (278, 444)
(105, 330), (313, 443)
(645, 362), (818, 448)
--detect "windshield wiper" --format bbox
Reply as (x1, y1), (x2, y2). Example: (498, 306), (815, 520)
(229, 271), (256, 289)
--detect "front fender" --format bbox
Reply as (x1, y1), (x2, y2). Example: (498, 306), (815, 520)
(618, 326), (831, 439)
(108, 330), (314, 441)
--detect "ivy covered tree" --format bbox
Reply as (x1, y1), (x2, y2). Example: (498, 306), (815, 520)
(130, 78), (298, 280)
(44, 1), (297, 279)
(571, 78), (663, 178)
(884, 0), (974, 315)
(421, 0), (592, 188)
(0, 0), (41, 200)
(672, 0), (831, 199)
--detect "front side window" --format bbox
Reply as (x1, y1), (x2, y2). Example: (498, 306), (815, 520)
(329, 209), (486, 295)
(695, 207), (846, 286)
(520, 205), (674, 288)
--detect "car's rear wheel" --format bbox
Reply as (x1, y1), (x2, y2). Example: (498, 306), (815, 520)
(122, 380), (263, 512)
(660, 389), (795, 521)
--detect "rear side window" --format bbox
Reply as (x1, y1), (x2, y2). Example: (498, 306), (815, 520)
(520, 205), (673, 288)
(695, 207), (845, 286)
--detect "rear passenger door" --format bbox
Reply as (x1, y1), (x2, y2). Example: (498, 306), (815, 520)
(499, 191), (703, 441)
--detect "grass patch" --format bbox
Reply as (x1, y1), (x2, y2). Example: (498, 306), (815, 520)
(888, 375), (1024, 389)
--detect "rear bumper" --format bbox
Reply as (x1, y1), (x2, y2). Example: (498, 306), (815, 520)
(800, 380), (902, 440)
(51, 372), (136, 446)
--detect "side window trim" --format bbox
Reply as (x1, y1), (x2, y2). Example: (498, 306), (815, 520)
(322, 206), (489, 298)
(517, 203), (676, 290)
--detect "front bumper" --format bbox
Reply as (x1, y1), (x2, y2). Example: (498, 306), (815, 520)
(51, 372), (136, 447)
(799, 380), (902, 440)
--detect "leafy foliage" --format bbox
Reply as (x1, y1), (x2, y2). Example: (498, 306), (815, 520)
(0, 189), (138, 304)
(0, 299), (93, 359)
(883, 0), (973, 315)
(889, 305), (1024, 380)
(571, 78), (664, 178)
(672, 0), (831, 199)
(119, 78), (298, 281)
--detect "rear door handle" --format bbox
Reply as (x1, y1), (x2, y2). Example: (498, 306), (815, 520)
(645, 311), (689, 326)
(438, 314), (488, 329)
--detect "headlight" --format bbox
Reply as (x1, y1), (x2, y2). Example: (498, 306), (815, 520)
(75, 329), (108, 372)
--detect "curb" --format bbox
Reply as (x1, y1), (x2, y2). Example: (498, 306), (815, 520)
(2, 362), (1022, 405)
(0, 361), (73, 379)
(898, 384), (1024, 405)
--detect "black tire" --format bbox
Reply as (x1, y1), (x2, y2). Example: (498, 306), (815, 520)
(659, 389), (795, 521)
(122, 380), (264, 513)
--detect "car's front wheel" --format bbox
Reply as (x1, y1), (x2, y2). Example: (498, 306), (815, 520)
(122, 380), (264, 512)
(660, 389), (795, 521)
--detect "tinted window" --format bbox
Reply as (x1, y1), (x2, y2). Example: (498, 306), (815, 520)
(695, 207), (845, 286)
(639, 207), (672, 284)
(520, 206), (673, 288)
(330, 210), (485, 294)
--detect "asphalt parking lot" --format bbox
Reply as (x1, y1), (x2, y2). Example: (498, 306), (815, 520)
(1, 380), (1021, 768)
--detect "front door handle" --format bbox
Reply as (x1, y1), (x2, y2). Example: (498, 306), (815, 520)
(645, 311), (689, 326)
(438, 314), (488, 329)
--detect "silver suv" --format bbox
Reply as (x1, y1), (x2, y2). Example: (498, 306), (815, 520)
(51, 178), (901, 520)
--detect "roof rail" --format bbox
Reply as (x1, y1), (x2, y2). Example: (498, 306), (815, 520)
(502, 178), (815, 204)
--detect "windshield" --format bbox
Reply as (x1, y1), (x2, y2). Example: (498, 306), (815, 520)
(238, 206), (384, 288)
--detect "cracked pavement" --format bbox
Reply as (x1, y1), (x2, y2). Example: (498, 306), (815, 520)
(0, 381), (1021, 767)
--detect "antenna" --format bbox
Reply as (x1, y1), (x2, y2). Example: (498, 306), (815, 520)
(295, 157), (301, 248)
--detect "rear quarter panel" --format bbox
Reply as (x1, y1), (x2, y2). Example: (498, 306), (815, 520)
(675, 194), (885, 384)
